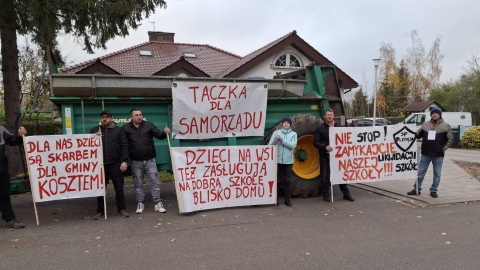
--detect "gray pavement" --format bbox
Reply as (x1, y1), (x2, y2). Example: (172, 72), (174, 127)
(356, 147), (480, 207)
(1, 148), (480, 269)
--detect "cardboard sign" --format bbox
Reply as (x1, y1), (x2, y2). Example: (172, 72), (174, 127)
(24, 134), (104, 202)
(171, 145), (277, 213)
(329, 124), (418, 184)
(172, 81), (267, 139)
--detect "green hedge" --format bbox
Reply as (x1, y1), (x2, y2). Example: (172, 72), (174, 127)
(0, 120), (62, 135)
(461, 126), (480, 149)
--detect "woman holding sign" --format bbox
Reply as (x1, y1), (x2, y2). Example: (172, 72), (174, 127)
(268, 117), (297, 207)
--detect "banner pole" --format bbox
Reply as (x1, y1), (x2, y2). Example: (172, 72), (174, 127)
(167, 128), (183, 213)
(100, 134), (107, 220)
(22, 135), (40, 226)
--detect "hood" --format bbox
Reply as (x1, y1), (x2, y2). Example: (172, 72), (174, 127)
(103, 121), (118, 129)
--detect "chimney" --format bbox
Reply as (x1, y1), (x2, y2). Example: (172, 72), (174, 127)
(148, 31), (175, 43)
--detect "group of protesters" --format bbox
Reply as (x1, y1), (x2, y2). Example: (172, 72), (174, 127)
(1, 107), (452, 229)
(0, 108), (170, 228)
(269, 107), (452, 207)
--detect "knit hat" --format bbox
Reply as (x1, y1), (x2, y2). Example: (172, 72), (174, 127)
(281, 117), (292, 125)
(430, 108), (442, 117)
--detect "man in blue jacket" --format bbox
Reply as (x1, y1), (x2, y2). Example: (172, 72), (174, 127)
(268, 117), (297, 207)
(122, 108), (170, 214)
(91, 110), (130, 219)
(0, 125), (27, 229)
(314, 109), (354, 202)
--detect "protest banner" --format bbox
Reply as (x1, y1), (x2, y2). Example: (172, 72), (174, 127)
(171, 81), (267, 139)
(329, 124), (418, 184)
(24, 134), (104, 203)
(171, 145), (277, 213)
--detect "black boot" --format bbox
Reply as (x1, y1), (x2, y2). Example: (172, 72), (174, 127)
(284, 182), (292, 207)
(343, 193), (355, 202)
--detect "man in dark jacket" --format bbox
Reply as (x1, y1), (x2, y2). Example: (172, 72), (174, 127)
(122, 108), (170, 214)
(407, 108), (453, 198)
(91, 111), (130, 219)
(313, 109), (354, 202)
(1, 125), (27, 229)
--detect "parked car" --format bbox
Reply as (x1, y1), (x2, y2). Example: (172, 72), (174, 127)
(356, 118), (391, 127)
(346, 118), (360, 127)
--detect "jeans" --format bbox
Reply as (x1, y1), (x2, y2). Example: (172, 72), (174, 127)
(414, 154), (444, 192)
(131, 159), (162, 204)
(320, 156), (349, 197)
(96, 162), (126, 214)
(0, 172), (15, 221)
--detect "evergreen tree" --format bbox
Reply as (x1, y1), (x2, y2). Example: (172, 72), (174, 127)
(0, 0), (166, 174)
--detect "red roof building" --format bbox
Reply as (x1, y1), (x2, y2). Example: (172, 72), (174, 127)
(63, 31), (358, 90)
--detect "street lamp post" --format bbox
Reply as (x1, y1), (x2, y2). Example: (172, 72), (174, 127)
(372, 58), (381, 127)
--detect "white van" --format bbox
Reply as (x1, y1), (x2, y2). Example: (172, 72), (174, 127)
(403, 112), (472, 129)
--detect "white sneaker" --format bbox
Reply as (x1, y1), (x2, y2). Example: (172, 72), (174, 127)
(154, 202), (166, 213)
(136, 202), (145, 214)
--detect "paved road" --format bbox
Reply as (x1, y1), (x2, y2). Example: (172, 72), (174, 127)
(1, 148), (480, 269)
(359, 147), (480, 206)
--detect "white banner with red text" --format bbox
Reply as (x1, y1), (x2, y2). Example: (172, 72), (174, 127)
(329, 124), (418, 184)
(24, 134), (104, 202)
(171, 145), (277, 213)
(171, 81), (267, 139)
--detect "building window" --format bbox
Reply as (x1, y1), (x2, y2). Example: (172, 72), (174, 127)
(273, 53), (303, 69)
(139, 50), (153, 56)
(183, 52), (197, 58)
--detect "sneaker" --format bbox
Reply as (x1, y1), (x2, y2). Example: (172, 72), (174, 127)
(343, 194), (355, 202)
(118, 209), (130, 218)
(136, 202), (145, 214)
(323, 196), (330, 202)
(154, 202), (166, 213)
(430, 192), (438, 198)
(93, 213), (104, 220)
(407, 189), (421, 195)
(5, 219), (25, 229)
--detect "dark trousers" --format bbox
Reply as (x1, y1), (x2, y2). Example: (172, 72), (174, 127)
(320, 156), (349, 197)
(277, 164), (292, 203)
(97, 163), (126, 214)
(0, 172), (16, 221)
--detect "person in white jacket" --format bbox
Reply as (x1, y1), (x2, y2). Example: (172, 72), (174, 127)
(268, 117), (297, 207)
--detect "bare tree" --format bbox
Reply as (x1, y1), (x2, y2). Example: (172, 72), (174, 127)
(405, 30), (443, 100)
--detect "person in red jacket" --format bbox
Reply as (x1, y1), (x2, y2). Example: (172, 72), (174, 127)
(0, 125), (27, 229)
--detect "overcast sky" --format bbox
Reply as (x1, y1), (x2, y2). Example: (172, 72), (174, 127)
(59, 0), (480, 98)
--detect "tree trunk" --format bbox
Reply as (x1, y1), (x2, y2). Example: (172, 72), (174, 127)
(1, 0), (24, 177)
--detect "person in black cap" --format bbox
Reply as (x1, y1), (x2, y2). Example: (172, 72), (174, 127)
(313, 109), (354, 202)
(91, 110), (130, 219)
(268, 116), (297, 207)
(407, 108), (453, 198)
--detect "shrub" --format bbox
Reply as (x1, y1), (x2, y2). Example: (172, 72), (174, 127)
(461, 126), (480, 149)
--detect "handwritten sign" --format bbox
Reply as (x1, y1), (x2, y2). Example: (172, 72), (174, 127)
(171, 82), (267, 139)
(24, 134), (104, 202)
(329, 124), (418, 184)
(171, 145), (277, 213)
